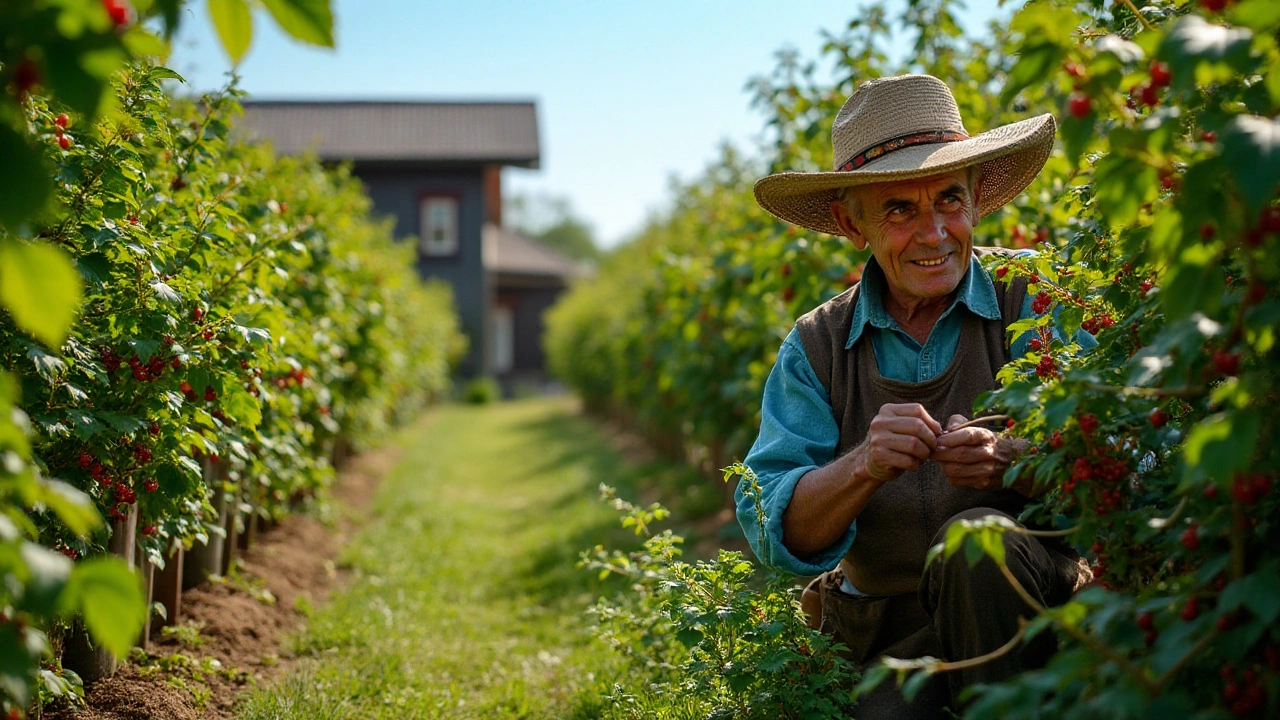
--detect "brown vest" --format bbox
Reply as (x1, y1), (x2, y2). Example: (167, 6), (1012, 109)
(795, 247), (1028, 597)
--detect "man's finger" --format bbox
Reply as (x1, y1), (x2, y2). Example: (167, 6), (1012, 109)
(938, 461), (992, 478)
(876, 448), (924, 473)
(882, 403), (943, 436)
(881, 432), (935, 460)
(945, 414), (968, 431)
(936, 427), (990, 449)
(880, 417), (939, 452)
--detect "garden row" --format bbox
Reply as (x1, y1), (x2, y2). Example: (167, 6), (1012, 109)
(0, 61), (464, 716)
(549, 0), (1280, 717)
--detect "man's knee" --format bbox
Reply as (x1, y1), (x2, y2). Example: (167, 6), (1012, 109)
(922, 507), (1052, 614)
(929, 507), (1016, 548)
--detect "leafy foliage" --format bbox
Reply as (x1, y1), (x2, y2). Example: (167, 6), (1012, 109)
(554, 0), (1280, 716)
(0, 57), (463, 719)
(581, 472), (858, 719)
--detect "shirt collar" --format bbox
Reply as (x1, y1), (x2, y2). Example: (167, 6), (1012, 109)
(845, 252), (1001, 350)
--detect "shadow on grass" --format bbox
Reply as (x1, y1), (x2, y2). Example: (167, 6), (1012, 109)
(505, 404), (715, 606)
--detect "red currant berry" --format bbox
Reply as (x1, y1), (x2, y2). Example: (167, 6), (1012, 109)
(1067, 92), (1091, 120)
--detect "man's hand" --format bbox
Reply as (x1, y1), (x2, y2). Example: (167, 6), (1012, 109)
(933, 414), (1026, 492)
(854, 403), (944, 484)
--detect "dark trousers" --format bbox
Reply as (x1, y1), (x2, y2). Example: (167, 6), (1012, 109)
(818, 507), (1083, 719)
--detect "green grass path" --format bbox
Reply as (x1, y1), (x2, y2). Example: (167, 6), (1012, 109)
(236, 397), (697, 719)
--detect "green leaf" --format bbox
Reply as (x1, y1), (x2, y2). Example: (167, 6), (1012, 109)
(0, 124), (54, 230)
(1219, 566), (1280, 624)
(96, 411), (147, 435)
(0, 240), (83, 348)
(24, 341), (66, 382)
(151, 281), (181, 304)
(208, 0), (254, 64)
(147, 66), (187, 83)
(44, 40), (122, 120)
(1220, 115), (1280, 215)
(1093, 155), (1157, 228)
(60, 559), (146, 658)
(17, 542), (73, 613)
(1159, 15), (1253, 90)
(1183, 410), (1260, 485)
(1233, 0), (1280, 32)
(259, 0), (335, 47)
(38, 479), (100, 538)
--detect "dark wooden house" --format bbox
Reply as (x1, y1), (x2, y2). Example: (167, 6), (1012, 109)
(238, 100), (578, 385)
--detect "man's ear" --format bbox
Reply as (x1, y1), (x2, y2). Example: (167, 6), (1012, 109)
(830, 198), (868, 251)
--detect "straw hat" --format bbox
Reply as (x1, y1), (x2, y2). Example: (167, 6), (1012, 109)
(753, 74), (1056, 236)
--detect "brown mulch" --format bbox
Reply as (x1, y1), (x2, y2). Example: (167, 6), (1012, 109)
(46, 445), (400, 720)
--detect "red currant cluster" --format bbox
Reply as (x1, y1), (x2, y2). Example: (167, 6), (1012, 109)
(1221, 664), (1269, 717)
(99, 345), (180, 382)
(102, 0), (129, 28)
(1031, 291), (1052, 315)
(1080, 314), (1115, 334)
(1129, 61), (1172, 111)
(1036, 354), (1057, 379)
(1230, 473), (1273, 506)
(52, 112), (71, 150)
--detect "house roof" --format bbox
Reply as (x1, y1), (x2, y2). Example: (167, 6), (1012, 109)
(483, 224), (582, 278)
(238, 101), (540, 167)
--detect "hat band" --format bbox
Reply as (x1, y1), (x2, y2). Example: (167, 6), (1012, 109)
(838, 129), (969, 171)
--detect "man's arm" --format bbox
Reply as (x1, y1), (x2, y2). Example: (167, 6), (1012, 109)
(782, 403), (943, 555)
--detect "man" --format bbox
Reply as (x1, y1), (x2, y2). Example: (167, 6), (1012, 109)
(738, 74), (1088, 717)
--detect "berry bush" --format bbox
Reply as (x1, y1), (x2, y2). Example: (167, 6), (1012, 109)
(1, 58), (462, 720)
(557, 0), (1280, 716)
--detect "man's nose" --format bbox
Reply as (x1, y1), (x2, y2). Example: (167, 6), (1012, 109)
(916, 208), (947, 245)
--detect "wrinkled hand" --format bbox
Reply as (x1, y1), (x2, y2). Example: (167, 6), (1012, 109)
(932, 414), (1019, 490)
(857, 403), (943, 484)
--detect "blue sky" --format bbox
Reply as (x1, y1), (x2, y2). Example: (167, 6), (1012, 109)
(169, 0), (1010, 247)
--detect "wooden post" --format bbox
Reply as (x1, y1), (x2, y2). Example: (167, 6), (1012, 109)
(183, 457), (228, 589)
(136, 541), (155, 649)
(150, 544), (183, 638)
(63, 505), (137, 682)
(220, 485), (240, 577)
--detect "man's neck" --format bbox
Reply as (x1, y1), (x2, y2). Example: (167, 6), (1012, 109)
(883, 290), (956, 345)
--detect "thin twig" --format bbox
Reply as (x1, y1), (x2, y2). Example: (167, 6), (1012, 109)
(949, 414), (1009, 431)
(929, 618), (1029, 673)
(998, 563), (1160, 695)
(1015, 525), (1081, 538)
(1147, 497), (1187, 530)
(1118, 0), (1156, 32)
(1154, 627), (1219, 692)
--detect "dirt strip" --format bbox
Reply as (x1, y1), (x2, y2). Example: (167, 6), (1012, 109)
(46, 446), (400, 720)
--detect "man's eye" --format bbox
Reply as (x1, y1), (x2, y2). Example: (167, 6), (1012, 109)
(939, 195), (963, 209)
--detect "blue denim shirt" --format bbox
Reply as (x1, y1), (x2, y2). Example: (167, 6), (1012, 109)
(737, 254), (1096, 577)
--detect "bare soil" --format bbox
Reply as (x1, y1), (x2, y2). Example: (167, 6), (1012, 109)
(46, 445), (399, 720)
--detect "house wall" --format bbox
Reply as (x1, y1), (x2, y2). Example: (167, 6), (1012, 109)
(494, 276), (566, 383)
(352, 164), (489, 377)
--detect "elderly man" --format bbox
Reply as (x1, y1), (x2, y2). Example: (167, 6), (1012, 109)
(738, 74), (1089, 716)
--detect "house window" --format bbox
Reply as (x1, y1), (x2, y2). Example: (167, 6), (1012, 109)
(491, 306), (514, 374)
(419, 196), (458, 257)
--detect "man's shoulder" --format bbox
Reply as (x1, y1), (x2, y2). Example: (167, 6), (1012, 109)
(796, 283), (860, 339)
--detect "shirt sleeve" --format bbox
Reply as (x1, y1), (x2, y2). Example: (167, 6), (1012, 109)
(736, 328), (855, 576)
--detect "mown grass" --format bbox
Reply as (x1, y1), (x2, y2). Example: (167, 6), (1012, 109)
(236, 397), (709, 719)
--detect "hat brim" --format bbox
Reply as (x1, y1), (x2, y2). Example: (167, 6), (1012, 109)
(753, 114), (1056, 236)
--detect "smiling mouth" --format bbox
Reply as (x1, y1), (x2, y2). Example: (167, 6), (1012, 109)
(911, 253), (951, 267)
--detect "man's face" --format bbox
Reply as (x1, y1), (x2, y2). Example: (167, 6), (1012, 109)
(830, 169), (979, 305)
